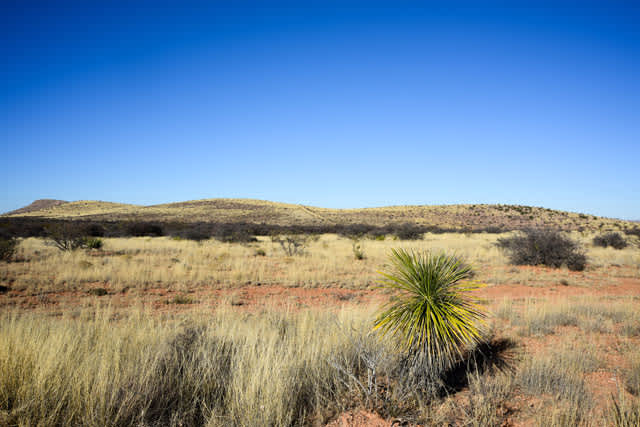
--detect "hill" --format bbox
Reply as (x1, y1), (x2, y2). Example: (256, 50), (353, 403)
(4, 199), (69, 215)
(2, 198), (636, 234)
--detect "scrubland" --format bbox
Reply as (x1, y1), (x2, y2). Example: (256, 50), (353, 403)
(1, 231), (640, 426)
(3, 232), (639, 293)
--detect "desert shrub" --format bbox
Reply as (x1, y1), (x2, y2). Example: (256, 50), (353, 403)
(45, 223), (87, 251)
(374, 249), (486, 379)
(254, 248), (266, 257)
(85, 223), (106, 237)
(593, 232), (628, 249)
(87, 288), (108, 296)
(392, 223), (424, 240)
(166, 294), (196, 305)
(82, 237), (103, 250)
(496, 229), (587, 271)
(624, 227), (640, 239)
(0, 237), (17, 262)
(184, 229), (211, 242)
(212, 225), (257, 243)
(272, 235), (307, 256)
(127, 222), (163, 237)
(337, 223), (372, 239)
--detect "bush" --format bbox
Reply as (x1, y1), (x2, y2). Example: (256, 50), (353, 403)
(393, 223), (424, 240)
(45, 223), (87, 251)
(496, 229), (586, 271)
(593, 232), (628, 249)
(271, 235), (307, 256)
(85, 223), (105, 237)
(212, 226), (257, 243)
(127, 222), (164, 237)
(625, 227), (640, 239)
(0, 237), (17, 262)
(83, 237), (103, 250)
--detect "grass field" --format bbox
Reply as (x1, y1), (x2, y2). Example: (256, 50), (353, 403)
(1, 231), (639, 426)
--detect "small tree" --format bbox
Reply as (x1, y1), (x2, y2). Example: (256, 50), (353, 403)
(271, 235), (307, 256)
(374, 249), (486, 376)
(45, 223), (86, 251)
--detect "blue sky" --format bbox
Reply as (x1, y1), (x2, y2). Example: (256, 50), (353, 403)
(2, 1), (639, 219)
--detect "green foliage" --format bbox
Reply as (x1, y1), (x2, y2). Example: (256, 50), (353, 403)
(374, 249), (486, 373)
(82, 237), (103, 250)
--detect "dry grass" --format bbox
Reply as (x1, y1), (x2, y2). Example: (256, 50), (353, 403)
(1, 230), (639, 425)
(0, 306), (395, 426)
(3, 232), (638, 293)
(1, 295), (638, 426)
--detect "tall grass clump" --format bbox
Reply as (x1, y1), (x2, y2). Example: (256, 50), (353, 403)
(374, 249), (486, 384)
(0, 307), (403, 427)
(517, 352), (593, 424)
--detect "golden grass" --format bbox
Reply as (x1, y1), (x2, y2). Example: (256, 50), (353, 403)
(3, 295), (639, 426)
(3, 232), (638, 293)
(1, 231), (639, 425)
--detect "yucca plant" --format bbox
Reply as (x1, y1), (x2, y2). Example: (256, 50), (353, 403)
(374, 249), (486, 374)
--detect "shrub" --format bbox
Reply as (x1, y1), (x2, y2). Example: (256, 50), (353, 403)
(45, 223), (86, 251)
(0, 237), (17, 262)
(83, 237), (103, 250)
(271, 235), (307, 256)
(87, 288), (108, 297)
(393, 223), (424, 240)
(86, 223), (105, 237)
(212, 225), (257, 243)
(374, 249), (486, 376)
(625, 227), (640, 239)
(593, 232), (628, 249)
(127, 222), (163, 237)
(496, 229), (587, 271)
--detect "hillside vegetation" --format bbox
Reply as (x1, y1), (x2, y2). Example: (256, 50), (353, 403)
(2, 198), (635, 233)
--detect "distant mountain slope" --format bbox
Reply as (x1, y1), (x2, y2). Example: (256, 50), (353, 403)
(4, 199), (68, 215)
(2, 198), (635, 233)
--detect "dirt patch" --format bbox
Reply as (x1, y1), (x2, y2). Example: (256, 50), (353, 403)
(325, 410), (390, 427)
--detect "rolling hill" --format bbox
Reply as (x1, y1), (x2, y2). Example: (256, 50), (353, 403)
(2, 198), (635, 233)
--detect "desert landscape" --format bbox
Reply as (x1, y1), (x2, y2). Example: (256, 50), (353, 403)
(3, 2), (639, 426)
(1, 200), (639, 426)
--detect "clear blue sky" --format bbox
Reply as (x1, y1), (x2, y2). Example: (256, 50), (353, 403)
(2, 1), (639, 219)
